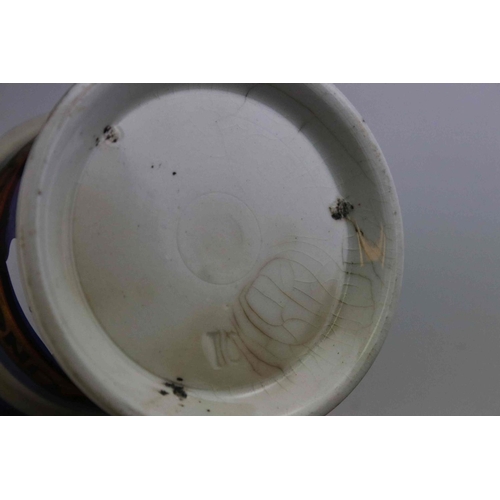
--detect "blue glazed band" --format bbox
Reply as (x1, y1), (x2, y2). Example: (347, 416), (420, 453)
(0, 395), (24, 416)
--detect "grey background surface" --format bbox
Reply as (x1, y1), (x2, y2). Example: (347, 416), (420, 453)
(1, 84), (498, 415)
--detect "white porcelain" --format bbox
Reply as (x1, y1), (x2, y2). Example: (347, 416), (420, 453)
(17, 84), (404, 415)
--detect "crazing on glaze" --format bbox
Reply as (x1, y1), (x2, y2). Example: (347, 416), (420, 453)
(203, 199), (386, 379)
(16, 84), (403, 415)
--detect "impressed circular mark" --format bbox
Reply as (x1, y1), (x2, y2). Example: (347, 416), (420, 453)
(177, 193), (261, 285)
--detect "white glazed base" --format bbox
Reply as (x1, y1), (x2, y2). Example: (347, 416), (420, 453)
(18, 84), (404, 415)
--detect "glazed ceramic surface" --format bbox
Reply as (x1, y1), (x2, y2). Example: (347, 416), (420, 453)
(17, 84), (403, 415)
(0, 116), (103, 415)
